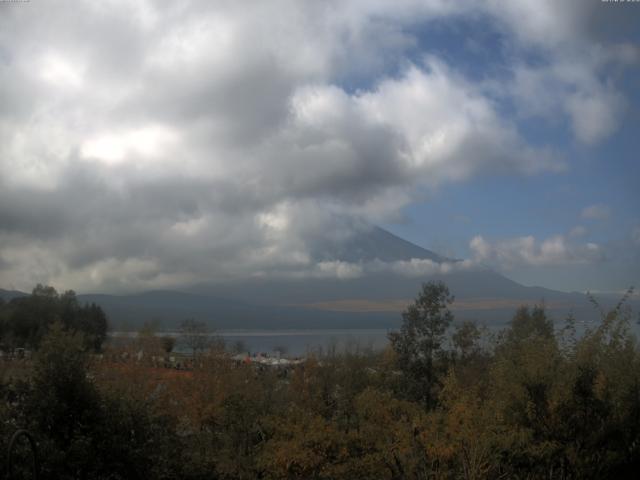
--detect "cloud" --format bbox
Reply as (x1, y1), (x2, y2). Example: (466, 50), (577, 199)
(314, 261), (364, 280)
(470, 234), (606, 268)
(0, 0), (635, 291)
(383, 258), (476, 277)
(266, 256), (478, 282)
(632, 227), (640, 246)
(581, 204), (611, 220)
(569, 225), (588, 238)
(486, 0), (637, 144)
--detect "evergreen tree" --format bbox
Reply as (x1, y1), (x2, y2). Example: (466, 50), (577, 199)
(388, 281), (454, 409)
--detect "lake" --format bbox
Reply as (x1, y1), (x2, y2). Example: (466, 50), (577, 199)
(111, 318), (640, 357)
(110, 329), (393, 356)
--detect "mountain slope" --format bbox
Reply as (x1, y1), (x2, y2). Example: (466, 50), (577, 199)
(0, 288), (28, 301)
(314, 226), (449, 263)
(185, 226), (611, 326)
(2, 227), (630, 330)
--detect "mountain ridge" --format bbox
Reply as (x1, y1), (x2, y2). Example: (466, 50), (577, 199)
(1, 227), (633, 330)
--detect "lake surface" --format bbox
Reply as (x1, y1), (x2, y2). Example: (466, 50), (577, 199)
(111, 319), (640, 357)
(217, 329), (393, 355)
(111, 329), (393, 356)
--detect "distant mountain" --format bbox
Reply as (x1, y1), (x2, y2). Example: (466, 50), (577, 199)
(313, 226), (449, 263)
(185, 225), (623, 327)
(191, 225), (570, 304)
(2, 227), (634, 330)
(0, 288), (28, 301)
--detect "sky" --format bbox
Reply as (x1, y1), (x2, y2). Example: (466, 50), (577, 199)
(0, 0), (639, 294)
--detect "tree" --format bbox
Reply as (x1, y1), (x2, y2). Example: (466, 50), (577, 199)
(161, 336), (176, 353)
(7, 284), (59, 348)
(388, 281), (454, 409)
(24, 322), (182, 479)
(28, 322), (101, 478)
(76, 302), (108, 352)
(231, 339), (247, 355)
(4, 285), (108, 351)
(135, 321), (164, 361)
(452, 320), (483, 362)
(505, 305), (553, 345)
(179, 318), (210, 358)
(273, 344), (288, 357)
(430, 371), (508, 480)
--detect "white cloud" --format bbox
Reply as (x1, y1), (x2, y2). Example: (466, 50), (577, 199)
(486, 0), (637, 145)
(569, 225), (587, 238)
(383, 258), (476, 277)
(565, 87), (624, 144)
(273, 257), (478, 282)
(315, 261), (364, 280)
(470, 234), (606, 268)
(581, 204), (611, 220)
(80, 125), (179, 165)
(507, 50), (628, 145)
(356, 61), (561, 180)
(39, 52), (85, 88)
(0, 0), (635, 291)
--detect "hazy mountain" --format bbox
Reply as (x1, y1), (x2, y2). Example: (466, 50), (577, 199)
(193, 226), (580, 305)
(2, 227), (633, 330)
(313, 226), (449, 263)
(0, 288), (28, 301)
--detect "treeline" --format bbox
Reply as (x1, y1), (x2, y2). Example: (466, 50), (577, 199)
(0, 284), (108, 351)
(0, 282), (639, 479)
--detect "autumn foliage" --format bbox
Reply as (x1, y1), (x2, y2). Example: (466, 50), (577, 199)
(0, 282), (639, 479)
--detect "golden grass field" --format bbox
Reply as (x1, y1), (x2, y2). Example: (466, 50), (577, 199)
(300, 298), (571, 313)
